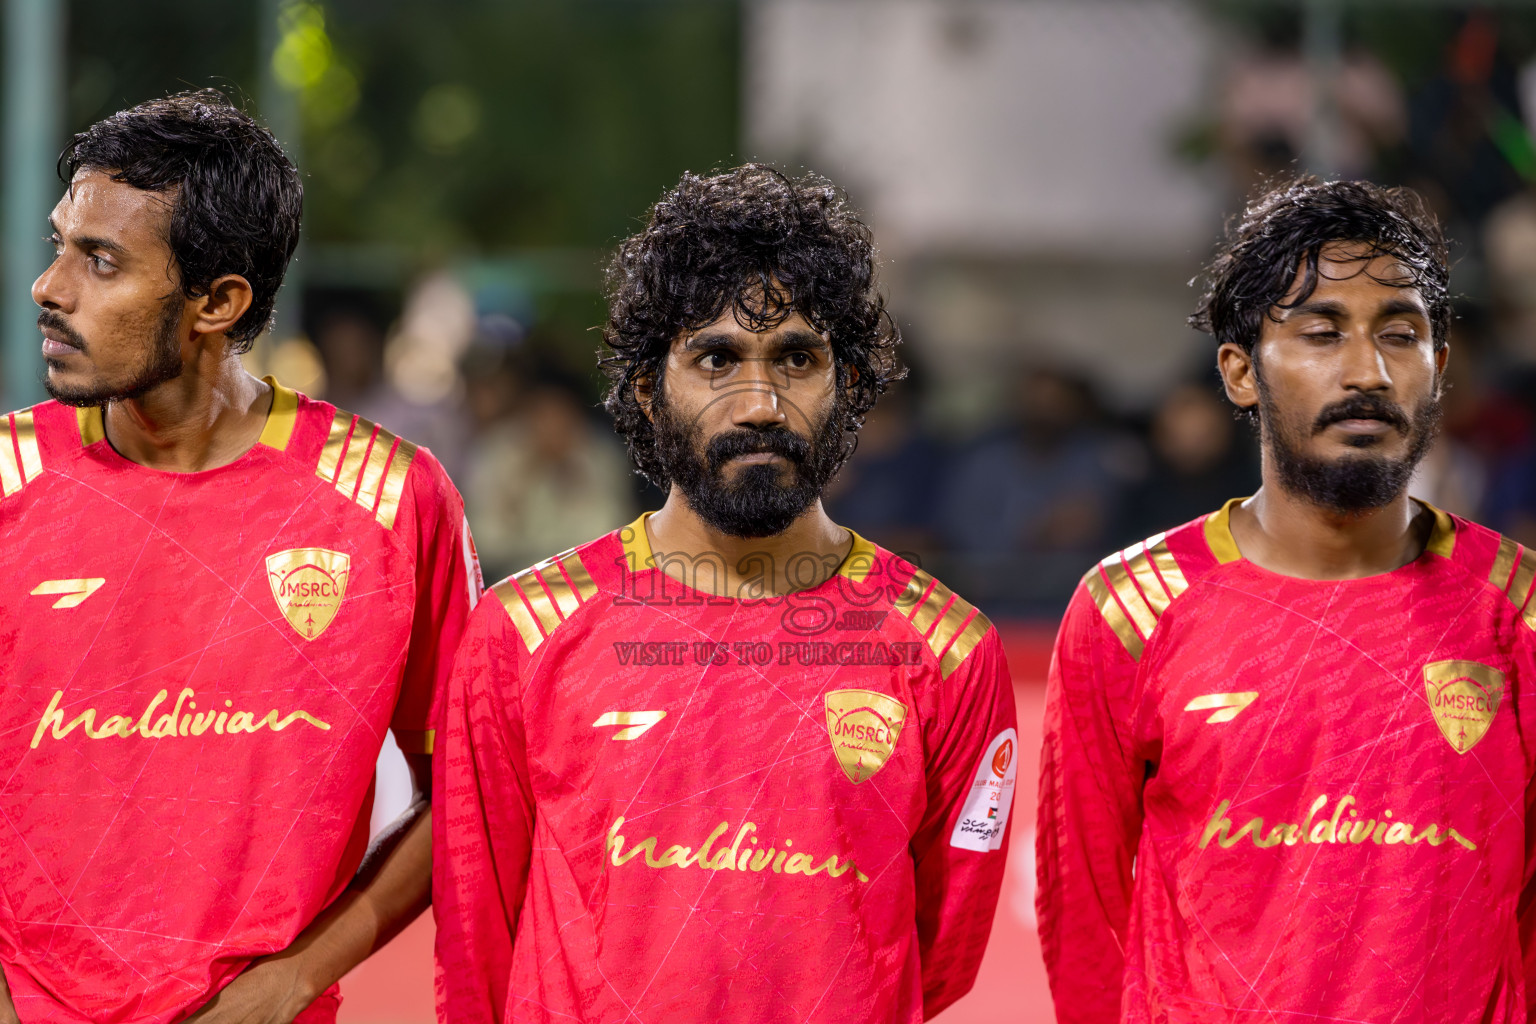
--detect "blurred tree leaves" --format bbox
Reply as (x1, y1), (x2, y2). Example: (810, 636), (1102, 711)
(67, 0), (741, 255)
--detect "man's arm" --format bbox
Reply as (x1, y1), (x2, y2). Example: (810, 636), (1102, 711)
(187, 752), (435, 1024)
(911, 628), (1017, 1019)
(1036, 583), (1146, 1024)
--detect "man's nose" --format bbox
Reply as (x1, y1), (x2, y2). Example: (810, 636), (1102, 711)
(728, 358), (789, 429)
(1340, 333), (1392, 393)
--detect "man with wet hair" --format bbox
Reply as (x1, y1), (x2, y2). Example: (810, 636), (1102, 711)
(1038, 177), (1536, 1023)
(433, 164), (1016, 1023)
(0, 91), (478, 1023)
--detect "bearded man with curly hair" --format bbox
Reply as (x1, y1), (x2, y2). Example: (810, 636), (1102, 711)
(433, 165), (1017, 1023)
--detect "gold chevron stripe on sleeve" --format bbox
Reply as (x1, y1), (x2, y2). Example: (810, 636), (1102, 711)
(374, 439), (416, 529)
(14, 410), (40, 482)
(514, 565), (562, 633)
(1123, 538), (1174, 617)
(76, 405), (105, 446)
(534, 550), (583, 618)
(392, 728), (435, 755)
(562, 549), (599, 603)
(894, 569), (928, 615)
(1490, 536), (1520, 592)
(493, 578), (547, 655)
(1509, 548), (1536, 613)
(1084, 567), (1144, 661)
(1148, 536), (1190, 603)
(0, 419), (21, 496)
(939, 607), (993, 678)
(355, 431), (394, 513)
(257, 377), (299, 450)
(1101, 553), (1157, 640)
(316, 411), (352, 484)
(333, 418), (376, 500)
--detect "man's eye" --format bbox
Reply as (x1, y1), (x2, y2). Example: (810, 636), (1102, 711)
(783, 351), (811, 369)
(701, 352), (730, 370)
(87, 254), (114, 273)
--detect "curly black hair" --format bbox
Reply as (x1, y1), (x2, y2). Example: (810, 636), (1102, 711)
(1190, 177), (1451, 356)
(60, 88), (303, 352)
(600, 164), (902, 488)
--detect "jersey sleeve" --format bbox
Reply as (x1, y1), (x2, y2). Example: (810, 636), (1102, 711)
(910, 627), (1017, 1019)
(432, 595), (534, 1024)
(391, 448), (482, 755)
(1036, 581), (1146, 1024)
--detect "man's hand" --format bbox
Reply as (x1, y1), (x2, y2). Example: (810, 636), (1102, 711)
(182, 957), (312, 1024)
(0, 964), (20, 1024)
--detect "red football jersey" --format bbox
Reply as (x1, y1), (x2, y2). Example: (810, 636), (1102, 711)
(433, 515), (1017, 1023)
(0, 381), (478, 1024)
(1037, 499), (1536, 1023)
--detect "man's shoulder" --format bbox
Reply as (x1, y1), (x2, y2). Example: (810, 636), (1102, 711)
(480, 531), (622, 656)
(852, 537), (995, 681)
(1445, 508), (1536, 631)
(0, 399), (93, 502)
(1071, 505), (1234, 662)
(292, 386), (458, 531)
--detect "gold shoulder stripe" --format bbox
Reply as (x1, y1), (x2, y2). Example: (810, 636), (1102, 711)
(1084, 567), (1143, 661)
(375, 439), (417, 529)
(317, 410), (352, 484)
(492, 577), (547, 655)
(393, 728), (435, 755)
(0, 408), (44, 498)
(894, 568), (992, 677)
(14, 410), (40, 483)
(257, 376), (299, 450)
(1508, 547), (1536, 613)
(1490, 536), (1520, 592)
(1084, 533), (1193, 661)
(76, 406), (105, 446)
(316, 409), (418, 529)
(491, 549), (599, 656)
(1203, 498), (1245, 564)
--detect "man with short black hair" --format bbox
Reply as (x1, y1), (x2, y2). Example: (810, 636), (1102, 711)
(433, 165), (1016, 1023)
(1038, 178), (1536, 1022)
(0, 90), (478, 1024)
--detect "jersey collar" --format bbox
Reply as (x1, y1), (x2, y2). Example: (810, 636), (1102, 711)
(1203, 495), (1457, 564)
(619, 511), (880, 581)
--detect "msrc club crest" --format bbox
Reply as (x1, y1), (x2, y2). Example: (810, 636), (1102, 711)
(266, 548), (351, 641)
(1423, 659), (1505, 754)
(824, 688), (908, 784)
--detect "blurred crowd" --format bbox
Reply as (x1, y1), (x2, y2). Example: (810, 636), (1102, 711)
(246, 11), (1536, 620)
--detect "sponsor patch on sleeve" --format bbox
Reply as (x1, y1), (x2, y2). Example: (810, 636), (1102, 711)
(949, 728), (1018, 852)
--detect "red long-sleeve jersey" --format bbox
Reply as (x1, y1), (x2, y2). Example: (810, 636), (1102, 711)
(1037, 498), (1536, 1023)
(0, 383), (477, 1024)
(433, 515), (1017, 1023)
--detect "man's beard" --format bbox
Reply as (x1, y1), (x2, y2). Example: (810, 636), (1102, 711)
(1259, 373), (1441, 514)
(651, 388), (848, 539)
(41, 300), (184, 407)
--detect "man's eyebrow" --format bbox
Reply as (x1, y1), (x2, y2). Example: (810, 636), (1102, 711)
(1375, 297), (1429, 319)
(1282, 299), (1349, 320)
(681, 331), (738, 353)
(771, 329), (830, 352)
(47, 220), (128, 256)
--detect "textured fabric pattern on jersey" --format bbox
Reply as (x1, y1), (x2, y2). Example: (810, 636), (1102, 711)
(0, 383), (476, 1024)
(434, 517), (1017, 1024)
(1038, 498), (1536, 1023)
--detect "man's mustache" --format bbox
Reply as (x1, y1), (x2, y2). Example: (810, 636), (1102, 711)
(37, 310), (86, 352)
(706, 428), (810, 473)
(1312, 394), (1410, 434)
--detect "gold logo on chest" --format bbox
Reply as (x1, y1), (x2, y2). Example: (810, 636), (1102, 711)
(1423, 659), (1505, 754)
(266, 548), (350, 640)
(824, 689), (908, 784)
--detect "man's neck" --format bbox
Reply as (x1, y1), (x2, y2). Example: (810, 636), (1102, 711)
(102, 355), (272, 473)
(645, 494), (853, 599)
(1228, 468), (1433, 580)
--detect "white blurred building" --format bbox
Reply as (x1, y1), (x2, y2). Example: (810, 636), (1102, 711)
(744, 0), (1224, 418)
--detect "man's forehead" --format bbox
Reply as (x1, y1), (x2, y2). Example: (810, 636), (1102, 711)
(54, 169), (172, 241)
(1278, 243), (1423, 303)
(676, 307), (824, 346)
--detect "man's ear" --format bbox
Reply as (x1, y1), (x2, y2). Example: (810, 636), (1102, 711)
(191, 273), (255, 342)
(634, 372), (655, 423)
(1218, 342), (1259, 413)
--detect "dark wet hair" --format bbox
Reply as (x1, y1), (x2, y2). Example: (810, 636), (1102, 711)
(60, 88), (302, 352)
(600, 164), (902, 488)
(1190, 177), (1451, 355)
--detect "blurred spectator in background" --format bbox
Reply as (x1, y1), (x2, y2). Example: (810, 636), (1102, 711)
(1113, 376), (1260, 543)
(823, 363), (942, 561)
(464, 367), (634, 582)
(940, 364), (1139, 610)
(312, 304), (387, 412)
